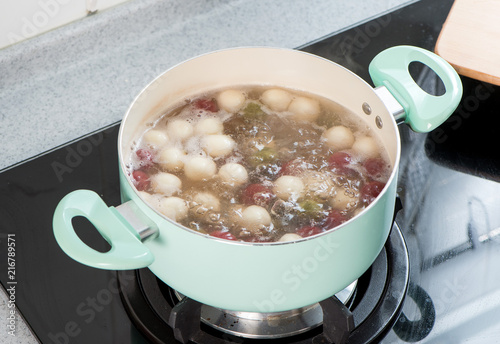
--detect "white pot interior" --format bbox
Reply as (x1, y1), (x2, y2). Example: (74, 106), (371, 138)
(119, 47), (400, 174)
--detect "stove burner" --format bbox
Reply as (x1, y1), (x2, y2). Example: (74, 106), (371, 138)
(173, 280), (357, 339)
(118, 222), (409, 343)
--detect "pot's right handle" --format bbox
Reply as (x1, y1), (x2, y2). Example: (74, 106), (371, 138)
(369, 45), (463, 133)
(53, 190), (155, 270)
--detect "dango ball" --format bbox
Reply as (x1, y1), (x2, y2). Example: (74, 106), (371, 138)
(157, 197), (188, 221)
(143, 129), (169, 148)
(329, 188), (357, 210)
(194, 117), (224, 135)
(302, 172), (335, 199)
(193, 192), (221, 211)
(151, 172), (182, 196)
(352, 136), (379, 159)
(166, 119), (194, 141)
(240, 205), (272, 233)
(288, 96), (321, 121)
(274, 175), (305, 200)
(218, 163), (248, 186)
(322, 125), (355, 150)
(184, 156), (217, 181)
(261, 89), (293, 111)
(203, 134), (235, 157)
(278, 233), (303, 242)
(157, 147), (186, 172)
(217, 89), (246, 113)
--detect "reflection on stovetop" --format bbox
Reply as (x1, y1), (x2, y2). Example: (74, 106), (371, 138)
(388, 74), (500, 343)
(392, 157), (500, 343)
(425, 77), (500, 181)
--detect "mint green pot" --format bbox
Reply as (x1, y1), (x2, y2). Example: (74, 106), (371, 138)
(53, 46), (462, 312)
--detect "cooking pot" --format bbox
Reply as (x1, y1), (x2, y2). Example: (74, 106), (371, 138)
(53, 46), (462, 312)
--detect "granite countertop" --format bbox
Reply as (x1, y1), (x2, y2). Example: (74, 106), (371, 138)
(0, 0), (412, 342)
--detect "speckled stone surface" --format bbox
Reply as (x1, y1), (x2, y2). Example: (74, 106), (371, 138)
(0, 0), (412, 342)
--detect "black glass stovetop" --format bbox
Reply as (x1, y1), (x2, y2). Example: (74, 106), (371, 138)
(3, 0), (500, 343)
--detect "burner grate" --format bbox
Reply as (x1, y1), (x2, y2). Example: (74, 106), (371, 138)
(171, 279), (357, 339)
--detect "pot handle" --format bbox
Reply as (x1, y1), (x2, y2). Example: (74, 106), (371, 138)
(369, 45), (462, 133)
(53, 190), (155, 270)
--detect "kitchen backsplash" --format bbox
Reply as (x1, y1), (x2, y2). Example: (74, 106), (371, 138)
(0, 0), (129, 49)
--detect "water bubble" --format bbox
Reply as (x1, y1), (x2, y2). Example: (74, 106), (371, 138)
(208, 212), (221, 223)
(195, 206), (208, 215)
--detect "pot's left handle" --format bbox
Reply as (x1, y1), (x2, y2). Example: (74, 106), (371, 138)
(53, 190), (155, 270)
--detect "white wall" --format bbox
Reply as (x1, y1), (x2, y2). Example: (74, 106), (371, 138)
(0, 0), (129, 49)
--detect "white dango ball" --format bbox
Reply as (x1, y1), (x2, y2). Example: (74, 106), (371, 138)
(352, 136), (379, 159)
(303, 172), (335, 200)
(240, 205), (272, 233)
(274, 175), (305, 201)
(193, 192), (221, 212)
(261, 88), (293, 112)
(142, 129), (169, 148)
(330, 188), (358, 211)
(157, 196), (188, 221)
(166, 119), (194, 141)
(184, 156), (217, 181)
(322, 125), (355, 150)
(157, 147), (186, 172)
(288, 96), (321, 122)
(218, 163), (248, 186)
(203, 134), (236, 157)
(278, 233), (303, 242)
(194, 117), (224, 135)
(151, 172), (182, 196)
(217, 89), (246, 113)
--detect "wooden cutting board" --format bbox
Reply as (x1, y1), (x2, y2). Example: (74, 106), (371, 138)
(435, 0), (500, 85)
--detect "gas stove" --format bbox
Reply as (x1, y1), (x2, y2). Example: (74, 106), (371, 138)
(2, 0), (500, 343)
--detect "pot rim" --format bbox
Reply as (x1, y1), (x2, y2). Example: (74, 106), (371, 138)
(117, 46), (402, 247)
